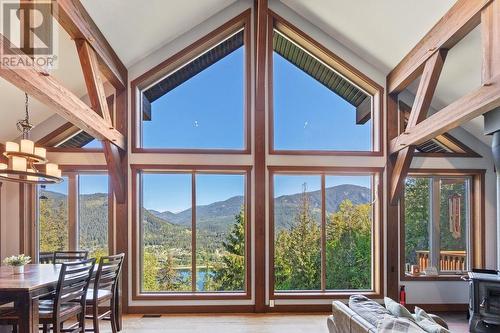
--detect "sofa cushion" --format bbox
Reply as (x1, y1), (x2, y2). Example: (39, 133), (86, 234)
(384, 297), (416, 323)
(377, 314), (424, 333)
(413, 307), (450, 333)
(348, 294), (390, 327)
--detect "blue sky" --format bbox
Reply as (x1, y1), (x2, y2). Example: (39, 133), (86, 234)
(274, 175), (371, 198)
(42, 174), (108, 196)
(273, 52), (371, 151)
(143, 47), (245, 149)
(142, 173), (244, 213)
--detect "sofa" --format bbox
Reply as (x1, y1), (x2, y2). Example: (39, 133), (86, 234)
(327, 297), (449, 333)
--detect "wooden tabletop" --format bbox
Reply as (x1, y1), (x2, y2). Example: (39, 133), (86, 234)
(0, 264), (63, 291)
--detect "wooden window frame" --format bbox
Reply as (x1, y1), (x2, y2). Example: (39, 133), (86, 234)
(130, 164), (252, 301)
(33, 166), (114, 260)
(267, 11), (384, 156)
(130, 10), (252, 154)
(399, 169), (485, 282)
(268, 166), (383, 300)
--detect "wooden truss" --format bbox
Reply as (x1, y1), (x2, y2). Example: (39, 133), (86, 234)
(388, 0), (500, 204)
(386, 0), (499, 299)
(0, 0), (127, 203)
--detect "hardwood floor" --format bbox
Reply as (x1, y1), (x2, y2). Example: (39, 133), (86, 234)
(94, 312), (469, 333)
(439, 312), (469, 333)
(97, 314), (330, 333)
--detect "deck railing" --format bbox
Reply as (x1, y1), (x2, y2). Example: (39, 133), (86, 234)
(415, 250), (466, 272)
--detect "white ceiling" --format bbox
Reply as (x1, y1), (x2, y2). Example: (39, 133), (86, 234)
(81, 0), (238, 67)
(0, 0), (490, 146)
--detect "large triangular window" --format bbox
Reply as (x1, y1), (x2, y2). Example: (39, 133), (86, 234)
(271, 23), (381, 153)
(135, 18), (249, 151)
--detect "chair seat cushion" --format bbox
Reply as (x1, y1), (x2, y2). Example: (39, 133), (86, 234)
(86, 289), (112, 302)
(0, 306), (17, 319)
(39, 300), (82, 319)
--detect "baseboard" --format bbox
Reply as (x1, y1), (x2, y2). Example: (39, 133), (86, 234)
(405, 303), (468, 312)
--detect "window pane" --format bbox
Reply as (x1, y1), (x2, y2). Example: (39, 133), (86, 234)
(272, 33), (372, 151)
(78, 174), (109, 259)
(38, 178), (69, 253)
(404, 177), (431, 271)
(141, 173), (192, 292)
(439, 178), (468, 272)
(325, 176), (372, 290)
(195, 174), (245, 292)
(82, 139), (102, 148)
(142, 46), (245, 149)
(274, 175), (321, 291)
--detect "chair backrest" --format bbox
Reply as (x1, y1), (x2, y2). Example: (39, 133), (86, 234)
(93, 253), (125, 296)
(53, 259), (95, 318)
(53, 251), (88, 264)
(39, 252), (54, 264)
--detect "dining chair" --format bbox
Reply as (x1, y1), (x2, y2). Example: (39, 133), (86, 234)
(85, 253), (125, 333)
(39, 252), (54, 264)
(40, 258), (95, 333)
(0, 259), (95, 333)
(53, 251), (89, 264)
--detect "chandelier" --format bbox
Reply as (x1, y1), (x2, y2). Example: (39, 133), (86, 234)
(0, 93), (63, 185)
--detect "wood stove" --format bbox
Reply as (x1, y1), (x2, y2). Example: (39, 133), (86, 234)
(468, 271), (500, 332)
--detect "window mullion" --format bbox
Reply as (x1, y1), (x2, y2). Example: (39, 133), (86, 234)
(321, 173), (326, 291)
(430, 177), (441, 272)
(191, 172), (197, 292)
(68, 173), (78, 251)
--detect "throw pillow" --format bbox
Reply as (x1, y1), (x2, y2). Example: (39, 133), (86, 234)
(348, 294), (390, 327)
(384, 297), (416, 323)
(413, 307), (450, 333)
(377, 314), (423, 333)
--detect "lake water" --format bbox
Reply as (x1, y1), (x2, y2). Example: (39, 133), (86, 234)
(178, 269), (212, 291)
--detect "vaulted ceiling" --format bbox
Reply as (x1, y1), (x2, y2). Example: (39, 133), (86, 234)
(0, 0), (489, 145)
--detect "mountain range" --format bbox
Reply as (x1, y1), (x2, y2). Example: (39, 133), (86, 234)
(40, 184), (370, 248)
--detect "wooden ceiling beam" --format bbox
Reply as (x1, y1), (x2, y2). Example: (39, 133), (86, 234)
(389, 50), (447, 204)
(387, 0), (490, 94)
(0, 34), (125, 150)
(76, 39), (125, 203)
(76, 39), (113, 124)
(54, 0), (127, 91)
(390, 74), (500, 154)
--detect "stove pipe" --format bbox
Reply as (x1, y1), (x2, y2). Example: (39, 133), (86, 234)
(492, 132), (500, 270)
(485, 107), (500, 270)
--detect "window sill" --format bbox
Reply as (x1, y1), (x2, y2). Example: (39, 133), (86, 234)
(271, 290), (382, 300)
(132, 292), (251, 301)
(401, 273), (466, 281)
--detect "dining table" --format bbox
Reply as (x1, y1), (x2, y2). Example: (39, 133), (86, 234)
(0, 264), (121, 333)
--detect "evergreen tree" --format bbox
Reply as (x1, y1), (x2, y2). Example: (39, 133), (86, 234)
(326, 200), (371, 289)
(39, 199), (68, 252)
(274, 184), (321, 290)
(212, 208), (245, 290)
(158, 252), (179, 290)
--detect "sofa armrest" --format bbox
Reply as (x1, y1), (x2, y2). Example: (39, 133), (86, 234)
(329, 301), (376, 333)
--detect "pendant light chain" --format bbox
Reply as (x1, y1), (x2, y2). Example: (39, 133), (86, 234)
(17, 93), (33, 140)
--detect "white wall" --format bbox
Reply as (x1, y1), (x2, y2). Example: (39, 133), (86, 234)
(0, 181), (20, 261)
